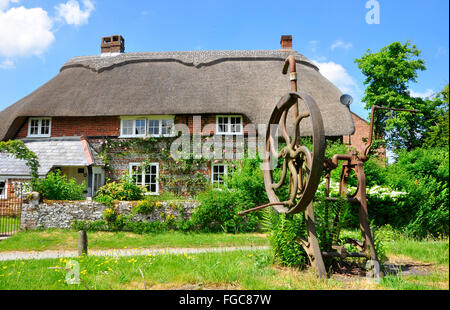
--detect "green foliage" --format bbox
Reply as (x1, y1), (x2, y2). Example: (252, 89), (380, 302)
(33, 170), (86, 201)
(269, 213), (308, 268)
(355, 41), (438, 152)
(190, 156), (268, 233)
(386, 146), (449, 238)
(424, 84), (449, 148)
(95, 174), (146, 202)
(132, 200), (161, 215)
(71, 214), (184, 234)
(0, 140), (40, 182)
(103, 208), (117, 224)
(191, 187), (260, 233)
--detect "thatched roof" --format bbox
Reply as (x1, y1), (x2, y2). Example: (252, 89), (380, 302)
(0, 49), (354, 141)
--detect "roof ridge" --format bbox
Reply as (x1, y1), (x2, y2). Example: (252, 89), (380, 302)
(61, 49), (318, 73)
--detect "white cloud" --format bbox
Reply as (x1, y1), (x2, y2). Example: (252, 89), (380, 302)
(313, 60), (361, 98)
(0, 0), (19, 12)
(331, 40), (353, 51)
(0, 58), (14, 69)
(409, 88), (435, 99)
(55, 0), (94, 26)
(0, 6), (55, 58)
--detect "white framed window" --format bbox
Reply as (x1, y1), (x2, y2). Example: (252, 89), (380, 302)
(216, 115), (243, 135)
(0, 179), (8, 199)
(28, 118), (51, 137)
(211, 164), (228, 187)
(161, 119), (174, 137)
(120, 119), (147, 137)
(120, 116), (175, 138)
(148, 120), (160, 136)
(129, 162), (159, 195)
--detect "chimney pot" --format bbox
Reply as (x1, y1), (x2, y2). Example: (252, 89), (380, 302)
(101, 35), (125, 54)
(280, 35), (293, 49)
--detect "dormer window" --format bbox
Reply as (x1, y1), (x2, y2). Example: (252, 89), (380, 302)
(216, 115), (243, 135)
(120, 116), (175, 138)
(28, 118), (51, 137)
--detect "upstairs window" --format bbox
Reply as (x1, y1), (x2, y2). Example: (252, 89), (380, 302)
(216, 115), (243, 135)
(129, 163), (159, 195)
(148, 119), (174, 137)
(121, 119), (146, 137)
(28, 118), (51, 137)
(120, 117), (175, 138)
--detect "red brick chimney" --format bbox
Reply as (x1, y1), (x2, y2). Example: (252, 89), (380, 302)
(280, 35), (293, 49)
(101, 35), (125, 53)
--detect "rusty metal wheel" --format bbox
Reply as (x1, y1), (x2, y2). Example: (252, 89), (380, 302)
(263, 92), (326, 214)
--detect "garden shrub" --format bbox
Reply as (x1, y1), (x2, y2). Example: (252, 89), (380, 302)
(34, 170), (86, 201)
(103, 208), (117, 224)
(382, 146), (449, 238)
(95, 174), (145, 202)
(191, 188), (259, 233)
(132, 200), (160, 214)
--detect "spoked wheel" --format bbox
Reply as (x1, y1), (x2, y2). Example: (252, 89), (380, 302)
(263, 92), (326, 215)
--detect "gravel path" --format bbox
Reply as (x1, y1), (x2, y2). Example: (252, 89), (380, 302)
(0, 246), (270, 261)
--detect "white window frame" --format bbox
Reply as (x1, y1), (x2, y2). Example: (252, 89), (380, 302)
(211, 164), (228, 187)
(27, 117), (52, 138)
(120, 116), (175, 138)
(0, 178), (8, 199)
(216, 115), (243, 135)
(120, 118), (147, 138)
(129, 162), (159, 195)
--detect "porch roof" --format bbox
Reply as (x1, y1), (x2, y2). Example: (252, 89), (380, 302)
(0, 137), (95, 177)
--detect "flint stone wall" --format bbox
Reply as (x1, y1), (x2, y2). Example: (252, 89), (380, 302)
(20, 193), (198, 230)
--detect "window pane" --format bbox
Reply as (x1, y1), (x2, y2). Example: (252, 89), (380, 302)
(41, 119), (50, 135)
(135, 120), (146, 135)
(212, 165), (226, 186)
(148, 120), (160, 136)
(0, 181), (5, 195)
(218, 117), (229, 133)
(122, 120), (134, 136)
(30, 120), (40, 135)
(230, 117), (242, 133)
(150, 184), (156, 193)
(161, 119), (174, 136)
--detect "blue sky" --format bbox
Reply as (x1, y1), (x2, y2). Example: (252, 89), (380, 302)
(0, 0), (448, 120)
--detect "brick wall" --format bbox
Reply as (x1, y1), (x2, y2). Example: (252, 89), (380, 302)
(14, 114), (254, 139)
(343, 112), (385, 157)
(16, 116), (121, 138)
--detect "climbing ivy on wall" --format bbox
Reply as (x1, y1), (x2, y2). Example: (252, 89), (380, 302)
(96, 136), (209, 197)
(0, 140), (40, 182)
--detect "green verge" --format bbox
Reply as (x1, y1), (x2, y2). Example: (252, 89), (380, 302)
(0, 230), (269, 252)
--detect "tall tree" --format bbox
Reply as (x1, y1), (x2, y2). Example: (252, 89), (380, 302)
(355, 41), (439, 152)
(424, 84), (449, 148)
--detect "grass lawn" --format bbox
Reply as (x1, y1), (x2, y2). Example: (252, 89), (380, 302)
(0, 229), (270, 252)
(0, 229), (447, 290)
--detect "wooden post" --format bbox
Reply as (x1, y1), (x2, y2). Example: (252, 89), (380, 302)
(78, 230), (88, 256)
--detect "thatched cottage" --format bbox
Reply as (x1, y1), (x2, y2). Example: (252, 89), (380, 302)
(0, 35), (355, 198)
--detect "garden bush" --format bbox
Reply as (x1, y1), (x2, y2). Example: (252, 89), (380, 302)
(95, 174), (145, 202)
(33, 170), (86, 201)
(384, 146), (449, 238)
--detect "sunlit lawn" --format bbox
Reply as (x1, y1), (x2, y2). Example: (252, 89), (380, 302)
(0, 229), (270, 252)
(0, 229), (448, 290)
